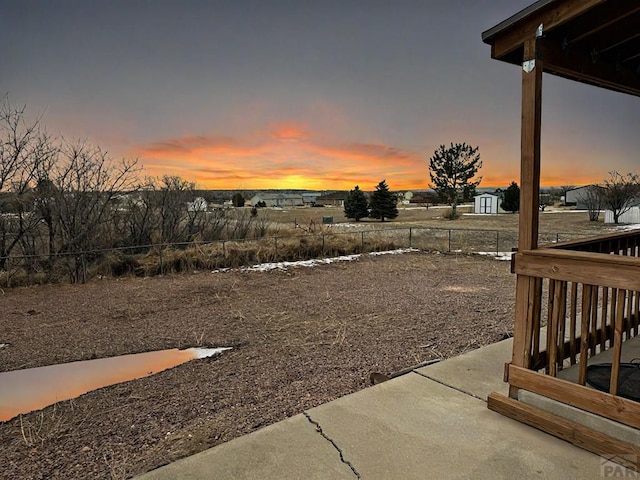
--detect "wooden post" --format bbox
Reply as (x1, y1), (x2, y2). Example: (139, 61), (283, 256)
(519, 35), (543, 252)
(510, 32), (543, 398)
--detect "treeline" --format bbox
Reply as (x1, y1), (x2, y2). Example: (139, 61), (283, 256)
(0, 98), (273, 282)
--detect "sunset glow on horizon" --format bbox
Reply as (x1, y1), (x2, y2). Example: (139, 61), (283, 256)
(133, 122), (611, 191)
(3, 1), (637, 193)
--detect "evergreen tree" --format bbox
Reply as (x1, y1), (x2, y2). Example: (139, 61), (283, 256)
(500, 181), (520, 213)
(429, 142), (482, 219)
(344, 185), (369, 221)
(369, 180), (398, 222)
(232, 192), (245, 207)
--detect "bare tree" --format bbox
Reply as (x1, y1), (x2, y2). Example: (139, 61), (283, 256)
(600, 171), (640, 224)
(579, 185), (604, 222)
(156, 175), (196, 244)
(45, 140), (140, 281)
(113, 177), (158, 248)
(0, 96), (57, 269)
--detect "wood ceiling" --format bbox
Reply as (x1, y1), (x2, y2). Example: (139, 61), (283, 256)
(482, 0), (640, 97)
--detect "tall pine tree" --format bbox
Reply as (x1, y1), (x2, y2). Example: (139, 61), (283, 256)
(500, 181), (520, 213)
(369, 180), (398, 222)
(429, 142), (482, 219)
(344, 185), (369, 221)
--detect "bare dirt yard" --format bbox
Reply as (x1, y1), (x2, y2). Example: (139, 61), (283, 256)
(0, 251), (515, 479)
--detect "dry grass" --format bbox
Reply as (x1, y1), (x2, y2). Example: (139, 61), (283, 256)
(0, 208), (617, 288)
(265, 204), (610, 237)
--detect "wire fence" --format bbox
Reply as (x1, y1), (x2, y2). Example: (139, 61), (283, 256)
(0, 226), (588, 287)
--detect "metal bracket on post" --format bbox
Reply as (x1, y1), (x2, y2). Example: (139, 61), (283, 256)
(523, 60), (535, 73)
(523, 24), (544, 73)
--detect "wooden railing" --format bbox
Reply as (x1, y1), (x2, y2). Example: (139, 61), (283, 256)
(507, 229), (640, 429)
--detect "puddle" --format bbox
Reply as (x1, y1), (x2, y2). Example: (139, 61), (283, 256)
(0, 347), (231, 422)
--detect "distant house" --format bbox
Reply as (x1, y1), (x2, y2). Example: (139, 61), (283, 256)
(250, 193), (304, 207)
(474, 192), (505, 214)
(565, 186), (593, 209)
(302, 192), (322, 206)
(314, 191), (349, 207)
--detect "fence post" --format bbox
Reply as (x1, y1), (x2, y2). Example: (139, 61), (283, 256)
(321, 234), (325, 255)
(556, 233), (560, 243)
(159, 244), (163, 275)
(496, 231), (500, 256)
(361, 231), (365, 251)
(448, 229), (452, 252)
(81, 253), (87, 284)
(275, 237), (278, 258)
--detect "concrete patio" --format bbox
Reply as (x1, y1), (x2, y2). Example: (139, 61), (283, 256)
(136, 338), (625, 479)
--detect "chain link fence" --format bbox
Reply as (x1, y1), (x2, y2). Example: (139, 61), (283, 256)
(0, 227), (588, 287)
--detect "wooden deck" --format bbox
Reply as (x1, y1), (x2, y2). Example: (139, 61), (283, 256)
(491, 231), (640, 469)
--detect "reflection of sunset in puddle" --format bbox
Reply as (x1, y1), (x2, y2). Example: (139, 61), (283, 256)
(0, 347), (230, 422)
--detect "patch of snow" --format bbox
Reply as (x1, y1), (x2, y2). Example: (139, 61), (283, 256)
(327, 223), (360, 228)
(370, 248), (419, 256)
(211, 267), (231, 273)
(609, 223), (640, 231)
(541, 209), (591, 214)
(0, 343), (8, 349)
(189, 347), (232, 359)
(214, 248), (420, 274)
(240, 254), (361, 272)
(474, 251), (513, 261)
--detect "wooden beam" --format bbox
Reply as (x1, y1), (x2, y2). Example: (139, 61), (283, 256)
(540, 39), (640, 97)
(565, 2), (640, 45)
(519, 37), (542, 251)
(487, 392), (640, 472)
(491, 0), (605, 59)
(507, 365), (640, 430)
(511, 31), (544, 399)
(514, 250), (640, 292)
(587, 18), (640, 55)
(510, 274), (535, 398)
(548, 230), (640, 252)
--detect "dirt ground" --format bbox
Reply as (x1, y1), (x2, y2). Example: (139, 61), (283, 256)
(0, 251), (515, 479)
(263, 205), (611, 237)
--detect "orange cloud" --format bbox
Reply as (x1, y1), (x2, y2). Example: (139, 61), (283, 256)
(269, 122), (309, 143)
(133, 122), (429, 190)
(132, 122), (606, 191)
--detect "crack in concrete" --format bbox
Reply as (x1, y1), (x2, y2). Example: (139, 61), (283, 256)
(412, 370), (486, 402)
(303, 412), (362, 479)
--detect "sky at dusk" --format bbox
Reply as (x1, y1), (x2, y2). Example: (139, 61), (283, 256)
(2, 1), (638, 190)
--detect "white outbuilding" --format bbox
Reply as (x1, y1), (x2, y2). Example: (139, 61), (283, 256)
(604, 205), (640, 224)
(474, 193), (505, 214)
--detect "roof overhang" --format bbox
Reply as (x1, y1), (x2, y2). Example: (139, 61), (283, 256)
(482, 0), (640, 97)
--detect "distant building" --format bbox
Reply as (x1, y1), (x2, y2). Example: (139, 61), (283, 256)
(302, 192), (322, 206)
(604, 207), (640, 224)
(250, 193), (304, 207)
(474, 192), (505, 214)
(565, 185), (593, 209)
(314, 191), (349, 207)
